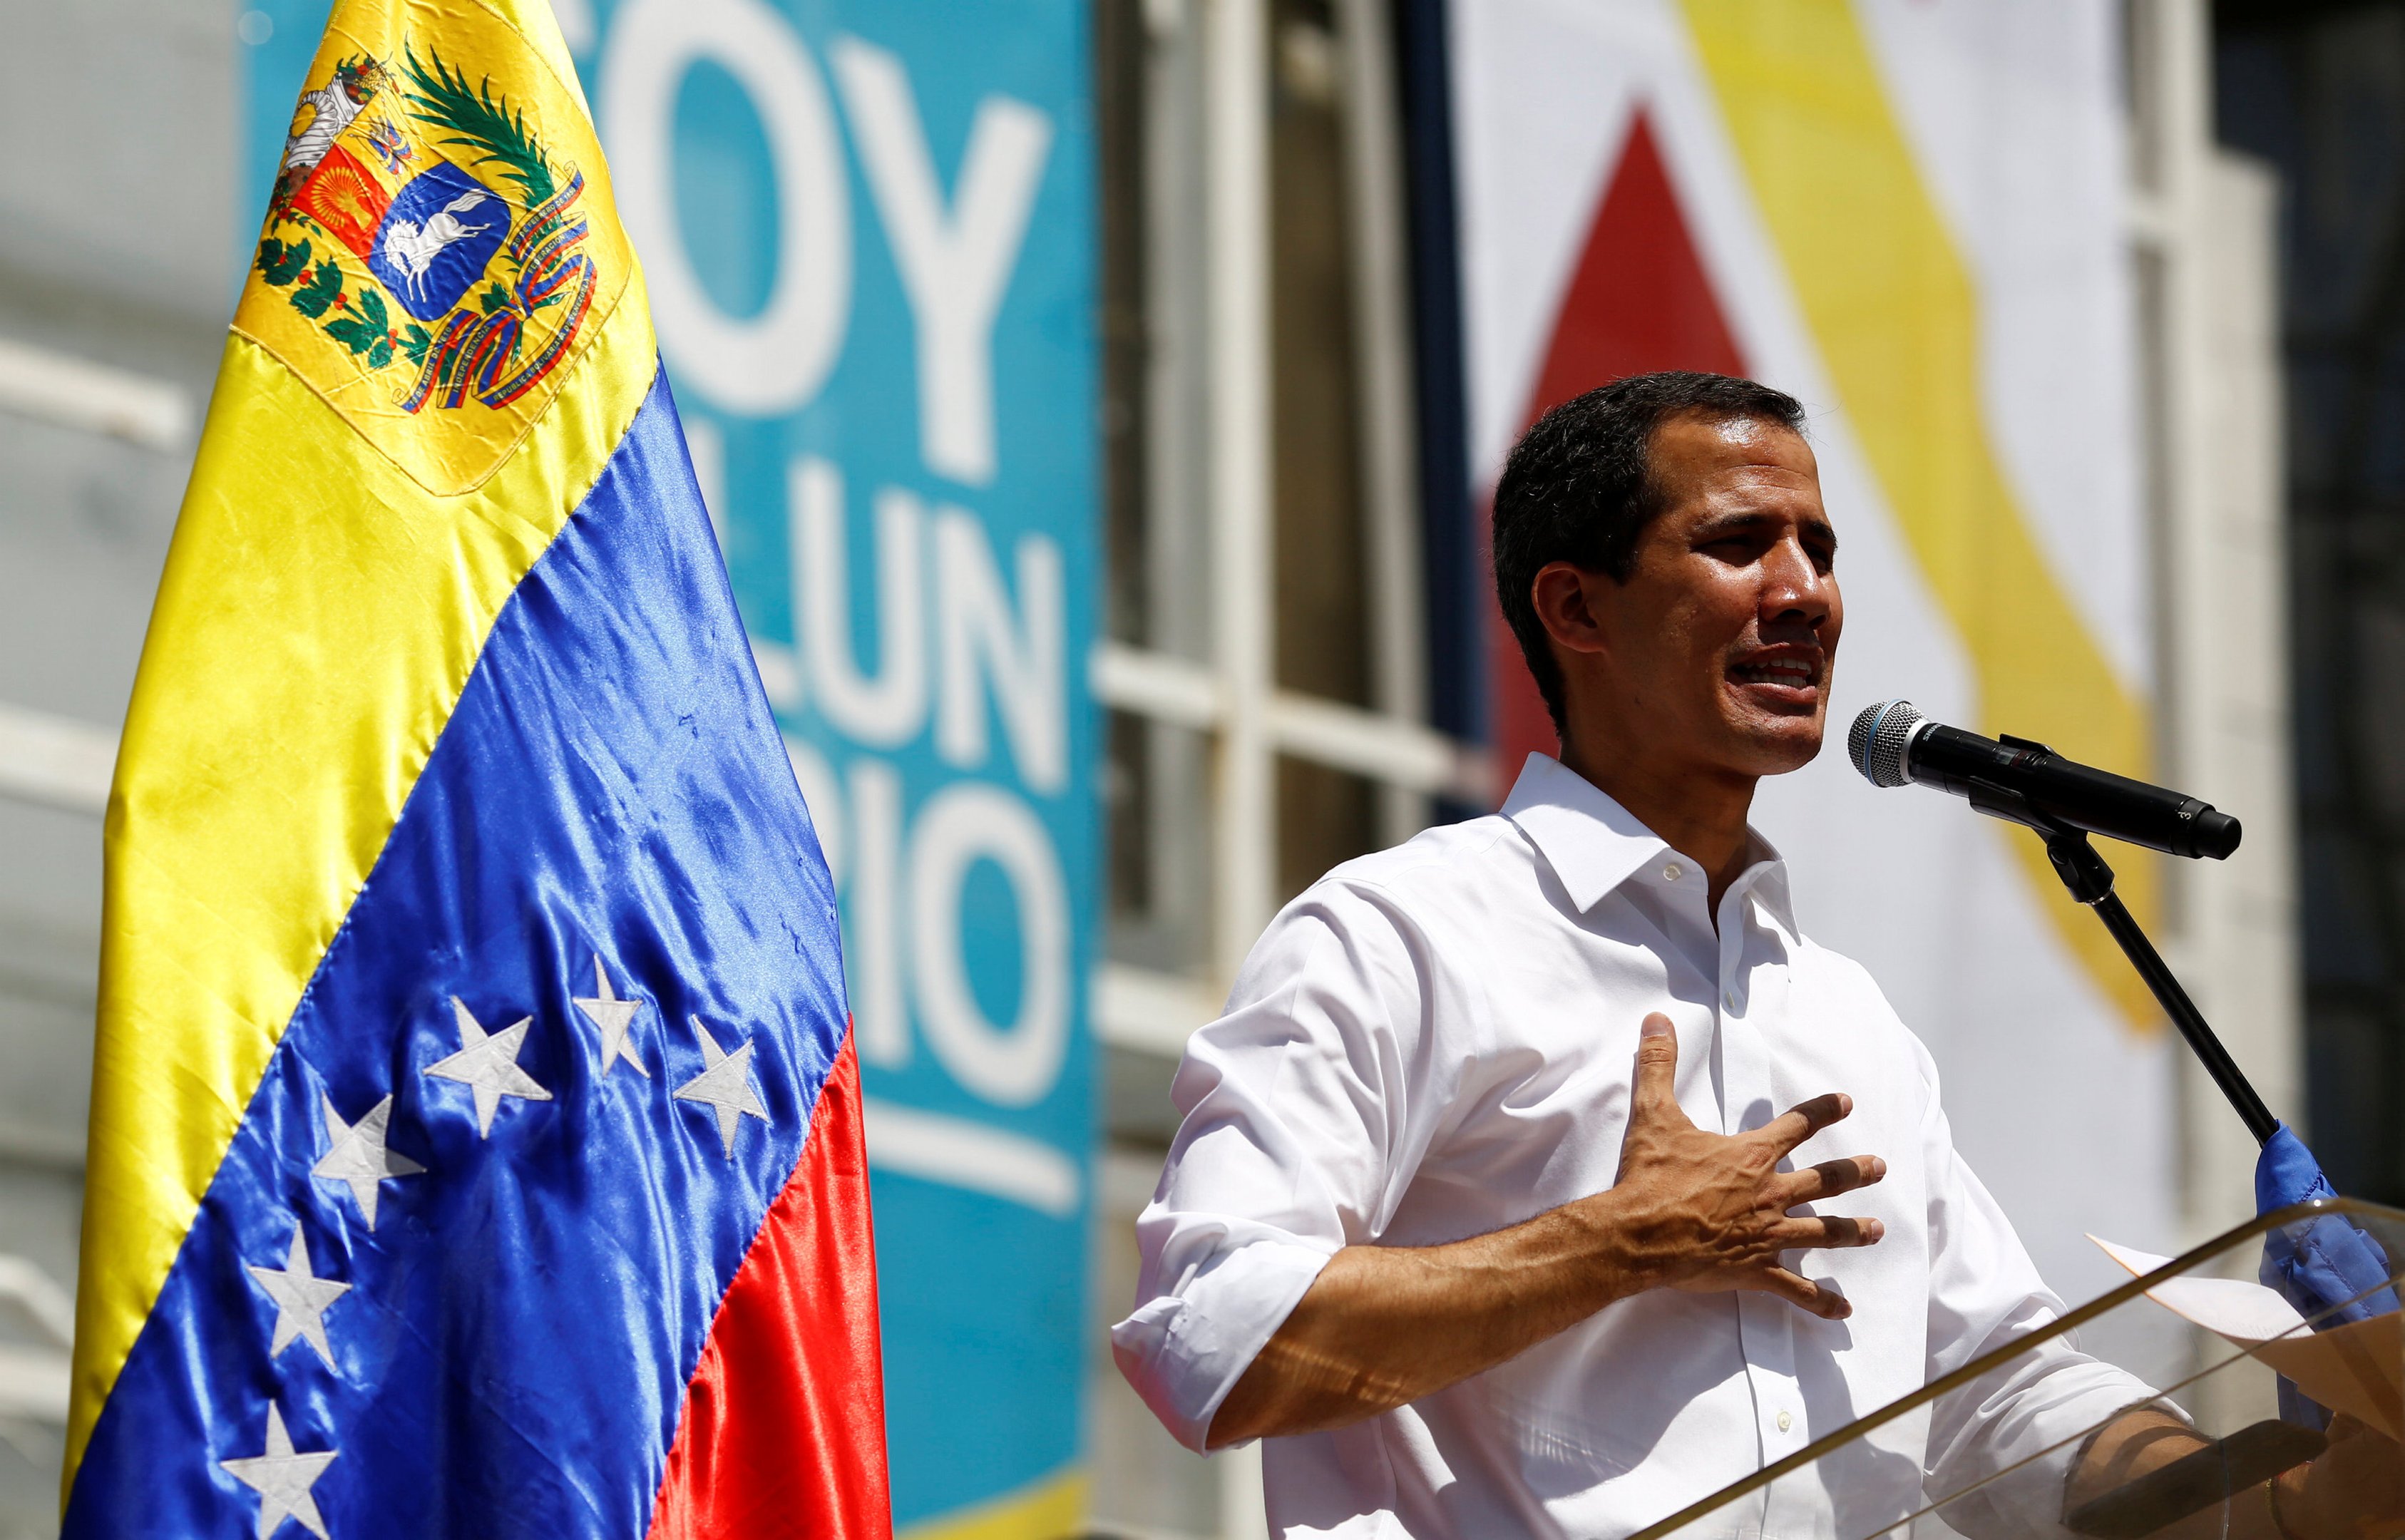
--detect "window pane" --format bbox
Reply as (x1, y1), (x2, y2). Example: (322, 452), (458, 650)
(1278, 754), (1380, 904)
(1106, 709), (1216, 975)
(1271, 0), (1374, 707)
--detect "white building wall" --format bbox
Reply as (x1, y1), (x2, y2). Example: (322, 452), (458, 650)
(0, 2), (237, 1530)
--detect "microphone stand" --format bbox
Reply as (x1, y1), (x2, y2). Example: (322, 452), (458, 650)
(1965, 779), (2281, 1146)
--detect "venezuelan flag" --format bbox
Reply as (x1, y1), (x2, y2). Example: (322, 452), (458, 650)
(61, 2), (890, 1536)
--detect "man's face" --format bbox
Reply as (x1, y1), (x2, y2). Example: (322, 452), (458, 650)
(1587, 413), (1842, 777)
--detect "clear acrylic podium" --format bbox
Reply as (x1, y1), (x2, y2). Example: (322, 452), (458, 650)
(1633, 1199), (2405, 1539)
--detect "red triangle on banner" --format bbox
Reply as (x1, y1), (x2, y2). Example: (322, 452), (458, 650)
(1485, 111), (1750, 784)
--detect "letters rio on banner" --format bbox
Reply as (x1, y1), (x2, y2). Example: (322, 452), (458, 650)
(244, 1), (1100, 1530)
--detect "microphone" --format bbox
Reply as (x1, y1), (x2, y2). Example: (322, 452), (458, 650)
(1847, 699), (2241, 861)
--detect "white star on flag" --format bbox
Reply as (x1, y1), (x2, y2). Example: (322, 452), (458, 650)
(674, 1015), (769, 1158)
(220, 1402), (338, 1540)
(312, 1094), (422, 1229)
(425, 996), (553, 1136)
(573, 958), (648, 1078)
(246, 1221), (349, 1368)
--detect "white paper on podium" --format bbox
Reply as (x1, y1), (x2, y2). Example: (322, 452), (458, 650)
(2090, 1236), (2403, 1440)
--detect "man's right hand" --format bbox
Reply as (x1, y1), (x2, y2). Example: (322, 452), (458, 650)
(1591, 1011), (1886, 1319)
(1209, 1010), (1888, 1445)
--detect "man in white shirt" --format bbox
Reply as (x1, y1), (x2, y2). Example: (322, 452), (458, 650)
(1112, 373), (2397, 1537)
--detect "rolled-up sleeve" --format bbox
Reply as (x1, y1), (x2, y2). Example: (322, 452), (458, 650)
(1110, 881), (1442, 1452)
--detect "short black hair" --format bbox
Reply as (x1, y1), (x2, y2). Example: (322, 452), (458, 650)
(1492, 370), (1807, 737)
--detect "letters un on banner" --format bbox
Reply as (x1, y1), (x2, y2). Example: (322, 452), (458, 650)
(240, 2), (1099, 1531)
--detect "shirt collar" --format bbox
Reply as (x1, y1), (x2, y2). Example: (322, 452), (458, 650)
(1499, 753), (1796, 932)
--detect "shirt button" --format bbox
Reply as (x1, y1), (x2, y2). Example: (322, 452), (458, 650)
(1662, 862), (1683, 881)
(1778, 1410), (1793, 1432)
(1724, 988), (1739, 1011)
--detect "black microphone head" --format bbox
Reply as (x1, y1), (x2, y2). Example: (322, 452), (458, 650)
(2193, 807), (2242, 861)
(1847, 700), (1926, 789)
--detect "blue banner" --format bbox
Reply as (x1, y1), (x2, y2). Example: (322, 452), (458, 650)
(244, 1), (1099, 1529)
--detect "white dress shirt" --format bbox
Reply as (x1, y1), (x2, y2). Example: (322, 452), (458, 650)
(1112, 755), (2155, 1539)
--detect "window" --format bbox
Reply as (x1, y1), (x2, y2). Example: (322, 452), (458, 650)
(1086, 0), (1481, 1532)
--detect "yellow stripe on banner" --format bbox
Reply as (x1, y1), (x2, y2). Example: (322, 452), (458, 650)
(66, 0), (657, 1487)
(899, 1470), (1089, 1540)
(1679, 0), (2160, 1030)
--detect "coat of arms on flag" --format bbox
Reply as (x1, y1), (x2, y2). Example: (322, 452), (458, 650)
(61, 1), (890, 1537)
(236, 2), (633, 496)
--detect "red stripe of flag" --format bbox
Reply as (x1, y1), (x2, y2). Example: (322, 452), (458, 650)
(645, 1032), (893, 1540)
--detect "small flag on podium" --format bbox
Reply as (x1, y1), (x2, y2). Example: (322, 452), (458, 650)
(60, 3), (891, 1537)
(2255, 1122), (2399, 1429)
